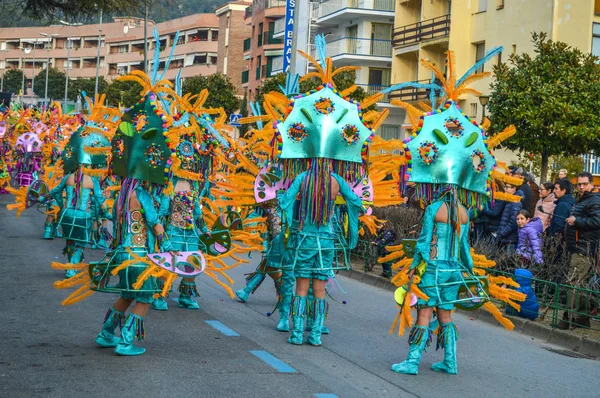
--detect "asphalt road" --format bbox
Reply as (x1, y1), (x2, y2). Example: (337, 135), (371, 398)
(0, 194), (598, 398)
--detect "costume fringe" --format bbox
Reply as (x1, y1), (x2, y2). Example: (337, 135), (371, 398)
(482, 301), (515, 330)
(436, 323), (458, 351)
(491, 170), (523, 186)
(407, 326), (432, 348)
(105, 307), (125, 329)
(291, 295), (306, 316)
(488, 126), (517, 149)
(178, 281), (200, 297)
(125, 315), (146, 342)
(493, 191), (523, 203)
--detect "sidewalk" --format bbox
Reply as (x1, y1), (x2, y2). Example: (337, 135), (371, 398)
(341, 264), (600, 359)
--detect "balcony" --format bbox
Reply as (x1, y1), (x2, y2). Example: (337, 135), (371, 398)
(243, 38), (252, 53)
(311, 37), (392, 65)
(387, 79), (431, 102)
(244, 5), (253, 19)
(241, 70), (249, 84)
(273, 17), (285, 38)
(271, 55), (283, 75)
(355, 84), (390, 103)
(263, 31), (283, 46)
(392, 14), (450, 48)
(314, 0), (395, 25)
(265, 0), (286, 18)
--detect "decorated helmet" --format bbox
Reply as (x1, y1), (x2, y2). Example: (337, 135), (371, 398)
(62, 126), (110, 174)
(15, 132), (43, 153)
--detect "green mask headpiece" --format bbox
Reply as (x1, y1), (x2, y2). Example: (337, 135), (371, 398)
(110, 92), (172, 185)
(62, 124), (110, 174)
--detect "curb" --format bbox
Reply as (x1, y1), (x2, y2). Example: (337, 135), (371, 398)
(340, 267), (600, 359)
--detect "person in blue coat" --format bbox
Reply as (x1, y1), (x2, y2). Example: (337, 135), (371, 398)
(547, 179), (575, 239)
(505, 269), (539, 320)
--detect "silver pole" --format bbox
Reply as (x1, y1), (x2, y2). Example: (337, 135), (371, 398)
(64, 26), (71, 110)
(95, 9), (103, 98)
(31, 39), (36, 106)
(44, 45), (50, 109)
(20, 72), (24, 105)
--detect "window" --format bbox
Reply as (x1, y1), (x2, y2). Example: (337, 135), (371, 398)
(497, 0), (504, 9)
(379, 125), (401, 140)
(118, 45), (128, 53)
(475, 42), (485, 73)
(497, 50), (502, 67)
(595, 0), (600, 14)
(593, 23), (600, 59)
(478, 0), (487, 12)
(512, 44), (517, 55)
(470, 103), (478, 119)
(212, 30), (219, 41)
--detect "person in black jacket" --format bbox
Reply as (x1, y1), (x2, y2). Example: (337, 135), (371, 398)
(510, 167), (534, 214)
(482, 199), (506, 236)
(495, 184), (523, 251)
(557, 172), (600, 329)
(547, 179), (575, 239)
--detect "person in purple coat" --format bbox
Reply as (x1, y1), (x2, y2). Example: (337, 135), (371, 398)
(516, 210), (544, 265)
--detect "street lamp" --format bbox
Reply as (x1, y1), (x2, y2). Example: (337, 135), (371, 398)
(18, 46), (32, 106)
(60, 20), (83, 111)
(40, 32), (59, 110)
(479, 95), (490, 123)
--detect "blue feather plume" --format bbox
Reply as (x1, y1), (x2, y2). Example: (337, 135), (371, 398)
(315, 34), (327, 68)
(456, 46), (503, 86)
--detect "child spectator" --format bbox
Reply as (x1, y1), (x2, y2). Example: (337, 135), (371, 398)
(516, 210), (544, 265)
(505, 269), (539, 320)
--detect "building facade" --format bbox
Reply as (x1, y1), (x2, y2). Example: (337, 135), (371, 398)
(216, 1), (253, 95)
(241, 0), (285, 99)
(0, 13), (219, 97)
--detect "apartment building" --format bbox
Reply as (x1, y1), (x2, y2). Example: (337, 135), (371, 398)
(0, 13), (219, 96)
(216, 1), (253, 95)
(391, 0), (600, 137)
(268, 0), (405, 139)
(241, 0), (285, 98)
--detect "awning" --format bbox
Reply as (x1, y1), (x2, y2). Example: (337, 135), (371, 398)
(186, 29), (198, 35)
(264, 49), (283, 57)
(117, 62), (127, 67)
(185, 54), (195, 66)
(172, 55), (185, 61)
(21, 37), (51, 43)
(130, 39), (144, 45)
(128, 61), (141, 66)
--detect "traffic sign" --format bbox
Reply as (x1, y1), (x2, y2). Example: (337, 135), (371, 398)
(229, 113), (242, 127)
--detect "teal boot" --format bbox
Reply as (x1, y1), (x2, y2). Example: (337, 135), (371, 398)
(65, 246), (83, 279)
(178, 281), (200, 309)
(306, 298), (326, 346)
(43, 222), (53, 240)
(152, 297), (169, 311)
(277, 269), (294, 332)
(288, 296), (307, 345)
(115, 314), (146, 356)
(235, 271), (266, 303)
(431, 322), (458, 375)
(391, 326), (431, 375)
(51, 222), (61, 238)
(305, 297), (330, 334)
(95, 307), (125, 348)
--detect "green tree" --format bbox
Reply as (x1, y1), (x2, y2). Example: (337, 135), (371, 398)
(67, 77), (109, 101)
(255, 69), (366, 110)
(3, 69), (25, 95)
(106, 79), (143, 108)
(181, 73), (240, 116)
(21, 0), (144, 20)
(488, 32), (600, 181)
(33, 68), (67, 101)
(510, 153), (584, 182)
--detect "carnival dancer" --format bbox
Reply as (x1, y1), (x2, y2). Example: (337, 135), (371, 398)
(380, 48), (526, 375)
(42, 125), (110, 278)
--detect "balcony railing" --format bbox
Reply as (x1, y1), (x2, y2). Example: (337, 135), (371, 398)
(267, 0), (286, 8)
(263, 31), (283, 45)
(274, 17), (285, 36)
(243, 38), (251, 52)
(392, 14), (450, 47)
(316, 0), (395, 20)
(387, 79), (431, 102)
(241, 70), (249, 84)
(311, 37), (392, 59)
(356, 84), (390, 103)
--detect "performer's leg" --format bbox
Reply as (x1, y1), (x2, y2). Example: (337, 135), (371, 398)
(151, 279), (169, 311)
(235, 258), (268, 303)
(288, 277), (309, 345)
(277, 266), (295, 332)
(64, 240), (83, 278)
(391, 307), (432, 375)
(306, 281), (330, 334)
(431, 309), (458, 375)
(178, 277), (200, 310)
(43, 214), (54, 240)
(115, 302), (149, 356)
(306, 278), (327, 346)
(96, 297), (131, 348)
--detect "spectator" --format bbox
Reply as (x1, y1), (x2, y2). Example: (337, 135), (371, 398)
(534, 181), (557, 231)
(547, 179), (575, 240)
(516, 210), (543, 265)
(495, 183), (523, 251)
(511, 167), (535, 214)
(505, 269), (539, 320)
(558, 169), (568, 180)
(482, 198), (506, 237)
(558, 172), (600, 329)
(527, 173), (540, 208)
(373, 228), (396, 278)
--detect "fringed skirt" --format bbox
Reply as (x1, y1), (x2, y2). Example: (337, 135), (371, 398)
(58, 208), (92, 243)
(90, 247), (159, 304)
(284, 231), (350, 281)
